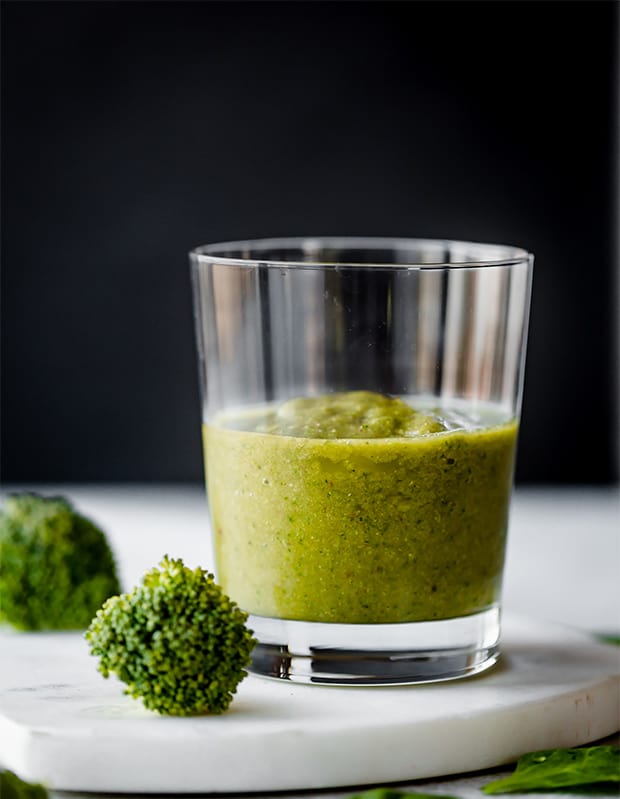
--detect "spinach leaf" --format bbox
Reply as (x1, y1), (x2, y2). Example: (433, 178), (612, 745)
(483, 746), (620, 794)
(597, 634), (620, 646)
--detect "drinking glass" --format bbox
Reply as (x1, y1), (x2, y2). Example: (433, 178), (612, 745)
(190, 237), (533, 684)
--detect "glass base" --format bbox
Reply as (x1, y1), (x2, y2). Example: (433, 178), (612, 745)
(248, 606), (500, 685)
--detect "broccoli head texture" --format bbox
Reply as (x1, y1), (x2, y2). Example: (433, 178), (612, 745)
(0, 493), (121, 631)
(85, 555), (257, 716)
(0, 771), (48, 799)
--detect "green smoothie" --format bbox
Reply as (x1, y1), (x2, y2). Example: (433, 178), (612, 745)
(204, 391), (518, 624)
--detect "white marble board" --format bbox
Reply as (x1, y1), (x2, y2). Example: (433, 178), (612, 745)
(0, 615), (618, 794)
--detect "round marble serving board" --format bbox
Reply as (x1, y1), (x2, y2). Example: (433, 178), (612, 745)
(0, 615), (618, 794)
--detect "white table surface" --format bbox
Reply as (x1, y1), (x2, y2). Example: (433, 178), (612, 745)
(1, 484), (619, 798)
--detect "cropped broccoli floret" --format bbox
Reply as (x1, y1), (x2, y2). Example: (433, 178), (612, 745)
(85, 556), (257, 716)
(0, 493), (121, 631)
(0, 770), (48, 799)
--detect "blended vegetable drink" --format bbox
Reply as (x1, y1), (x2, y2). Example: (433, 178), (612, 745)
(191, 236), (533, 683)
(205, 391), (517, 625)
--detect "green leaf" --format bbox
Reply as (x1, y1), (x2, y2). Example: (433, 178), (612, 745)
(483, 746), (620, 794)
(597, 634), (620, 646)
(348, 791), (458, 799)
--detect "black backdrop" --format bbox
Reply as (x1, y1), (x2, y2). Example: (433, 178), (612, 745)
(1, 1), (618, 484)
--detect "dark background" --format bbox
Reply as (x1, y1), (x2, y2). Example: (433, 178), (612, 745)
(1, 1), (618, 484)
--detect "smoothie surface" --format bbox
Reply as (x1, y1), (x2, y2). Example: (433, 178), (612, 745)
(205, 392), (517, 624)
(256, 391), (446, 438)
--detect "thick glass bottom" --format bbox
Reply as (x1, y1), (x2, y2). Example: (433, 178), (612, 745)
(248, 606), (500, 685)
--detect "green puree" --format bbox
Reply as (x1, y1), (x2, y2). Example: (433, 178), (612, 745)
(204, 391), (518, 624)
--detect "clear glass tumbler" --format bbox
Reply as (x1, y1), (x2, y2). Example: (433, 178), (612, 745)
(190, 238), (533, 685)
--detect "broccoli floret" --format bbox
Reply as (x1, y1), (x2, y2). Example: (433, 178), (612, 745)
(0, 493), (121, 631)
(85, 556), (257, 716)
(0, 770), (48, 799)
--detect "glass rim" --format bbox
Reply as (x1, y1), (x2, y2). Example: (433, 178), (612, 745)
(190, 236), (533, 270)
